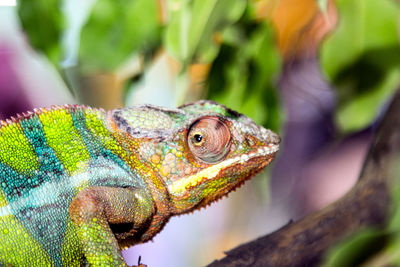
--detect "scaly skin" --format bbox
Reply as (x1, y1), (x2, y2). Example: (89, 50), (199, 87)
(0, 100), (279, 266)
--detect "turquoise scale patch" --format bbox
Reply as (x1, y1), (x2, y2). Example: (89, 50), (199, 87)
(70, 108), (147, 190)
(0, 130), (45, 202)
(20, 115), (66, 181)
(0, 162), (30, 201)
(70, 108), (137, 179)
(16, 115), (73, 265)
(0, 160), (70, 266)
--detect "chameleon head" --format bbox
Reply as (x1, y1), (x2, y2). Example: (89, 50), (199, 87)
(111, 100), (280, 214)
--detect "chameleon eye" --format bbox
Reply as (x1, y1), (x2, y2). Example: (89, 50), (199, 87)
(192, 132), (204, 146)
(187, 117), (231, 163)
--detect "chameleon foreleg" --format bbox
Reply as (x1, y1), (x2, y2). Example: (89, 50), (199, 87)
(69, 186), (154, 267)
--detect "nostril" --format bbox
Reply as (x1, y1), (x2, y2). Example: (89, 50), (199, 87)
(263, 130), (280, 145)
(272, 132), (281, 144)
(245, 137), (254, 147)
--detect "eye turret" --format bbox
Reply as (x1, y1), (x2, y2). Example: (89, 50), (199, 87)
(187, 117), (231, 163)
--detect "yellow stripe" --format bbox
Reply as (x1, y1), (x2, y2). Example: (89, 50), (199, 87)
(0, 214), (52, 265)
(40, 109), (90, 174)
(61, 219), (82, 266)
(0, 122), (38, 173)
(0, 189), (7, 207)
(85, 110), (129, 160)
(168, 156), (238, 196)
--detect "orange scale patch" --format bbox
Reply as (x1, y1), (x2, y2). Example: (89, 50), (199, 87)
(151, 154), (161, 164)
(165, 153), (175, 163)
(160, 165), (170, 176)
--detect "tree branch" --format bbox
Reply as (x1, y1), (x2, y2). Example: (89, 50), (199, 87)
(208, 89), (400, 267)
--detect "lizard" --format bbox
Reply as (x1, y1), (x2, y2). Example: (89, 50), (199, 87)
(0, 100), (280, 266)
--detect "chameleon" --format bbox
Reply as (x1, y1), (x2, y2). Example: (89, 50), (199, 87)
(0, 100), (279, 266)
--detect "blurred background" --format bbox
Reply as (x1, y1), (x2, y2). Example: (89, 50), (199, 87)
(1, 0), (400, 266)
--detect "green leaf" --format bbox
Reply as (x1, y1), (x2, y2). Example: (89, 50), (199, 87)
(188, 0), (246, 61)
(388, 184), (400, 265)
(164, 0), (191, 62)
(320, 0), (400, 133)
(79, 0), (161, 73)
(17, 0), (64, 67)
(164, 0), (246, 64)
(207, 21), (281, 130)
(321, 0), (399, 78)
(324, 229), (389, 267)
(336, 68), (400, 132)
(187, 0), (220, 61)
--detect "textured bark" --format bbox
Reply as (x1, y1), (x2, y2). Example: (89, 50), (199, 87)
(208, 89), (400, 267)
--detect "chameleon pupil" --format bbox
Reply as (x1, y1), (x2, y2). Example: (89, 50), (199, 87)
(194, 134), (203, 143)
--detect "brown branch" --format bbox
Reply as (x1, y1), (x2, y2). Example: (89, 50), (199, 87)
(208, 89), (400, 267)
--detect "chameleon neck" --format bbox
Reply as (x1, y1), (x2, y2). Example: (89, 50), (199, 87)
(107, 117), (173, 246)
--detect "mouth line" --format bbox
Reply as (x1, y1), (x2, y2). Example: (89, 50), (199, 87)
(238, 144), (279, 163)
(168, 144), (279, 196)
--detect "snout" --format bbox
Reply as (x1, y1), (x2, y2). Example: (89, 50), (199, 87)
(259, 127), (280, 145)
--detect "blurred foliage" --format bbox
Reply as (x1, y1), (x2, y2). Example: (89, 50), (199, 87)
(321, 0), (400, 133)
(164, 0), (252, 105)
(17, 0), (64, 67)
(384, 177), (400, 266)
(206, 13), (281, 130)
(324, 228), (389, 267)
(165, 0), (246, 64)
(323, 175), (400, 266)
(79, 0), (160, 73)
